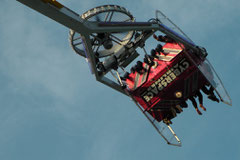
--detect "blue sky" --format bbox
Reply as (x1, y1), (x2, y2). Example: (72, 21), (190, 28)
(0, 0), (240, 160)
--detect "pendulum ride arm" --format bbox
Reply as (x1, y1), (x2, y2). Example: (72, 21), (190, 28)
(16, 0), (202, 96)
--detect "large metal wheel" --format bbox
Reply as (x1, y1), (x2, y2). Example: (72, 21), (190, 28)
(69, 5), (135, 58)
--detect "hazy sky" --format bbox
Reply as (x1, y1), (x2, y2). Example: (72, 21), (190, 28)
(0, 0), (240, 160)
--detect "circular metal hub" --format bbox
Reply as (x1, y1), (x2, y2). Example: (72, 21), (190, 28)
(69, 5), (135, 58)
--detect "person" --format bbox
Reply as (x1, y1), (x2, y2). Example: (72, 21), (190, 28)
(189, 96), (202, 115)
(189, 91), (206, 115)
(196, 91), (207, 111)
(121, 72), (130, 81)
(175, 104), (183, 113)
(153, 34), (175, 43)
(163, 108), (176, 125)
(180, 101), (188, 108)
(163, 118), (172, 125)
(201, 85), (220, 103)
(130, 61), (146, 74)
(143, 54), (155, 66)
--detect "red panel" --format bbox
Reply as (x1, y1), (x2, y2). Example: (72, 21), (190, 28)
(125, 42), (208, 122)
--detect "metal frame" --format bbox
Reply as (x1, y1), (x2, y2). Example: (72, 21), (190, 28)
(16, 0), (232, 146)
(16, 0), (201, 95)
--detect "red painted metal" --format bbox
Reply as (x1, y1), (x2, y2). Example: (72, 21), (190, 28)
(126, 42), (208, 122)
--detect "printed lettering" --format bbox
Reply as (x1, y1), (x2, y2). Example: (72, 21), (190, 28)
(157, 83), (164, 91)
(141, 58), (190, 103)
(165, 76), (172, 83)
(161, 79), (168, 87)
(146, 92), (154, 101)
(169, 72), (176, 80)
(179, 65), (185, 72)
(182, 61), (189, 69)
(173, 69), (181, 76)
(143, 95), (151, 102)
(151, 86), (159, 95)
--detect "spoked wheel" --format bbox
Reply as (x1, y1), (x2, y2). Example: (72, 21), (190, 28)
(69, 5), (135, 58)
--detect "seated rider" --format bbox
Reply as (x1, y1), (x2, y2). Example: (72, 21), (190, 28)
(189, 97), (201, 115)
(195, 91), (207, 111)
(153, 34), (175, 43)
(201, 85), (220, 103)
(163, 107), (176, 125)
(189, 91), (206, 115)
